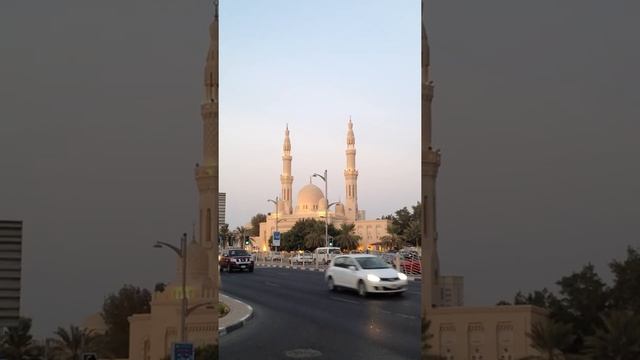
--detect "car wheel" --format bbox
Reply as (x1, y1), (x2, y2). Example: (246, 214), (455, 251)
(357, 281), (367, 297)
(327, 277), (336, 291)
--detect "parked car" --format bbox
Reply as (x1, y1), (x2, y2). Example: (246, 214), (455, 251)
(220, 248), (254, 272)
(313, 247), (342, 265)
(324, 254), (408, 296)
(290, 251), (314, 265)
(265, 251), (283, 262)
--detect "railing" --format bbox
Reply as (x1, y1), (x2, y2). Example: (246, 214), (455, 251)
(252, 249), (422, 279)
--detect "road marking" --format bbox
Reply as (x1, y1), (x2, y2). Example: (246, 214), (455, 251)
(265, 281), (280, 287)
(395, 313), (417, 319)
(284, 349), (322, 358)
(329, 296), (360, 304)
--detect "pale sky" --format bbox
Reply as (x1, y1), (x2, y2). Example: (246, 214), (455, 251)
(1, 0), (639, 338)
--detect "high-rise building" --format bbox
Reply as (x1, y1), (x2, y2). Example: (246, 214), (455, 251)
(218, 192), (226, 227)
(0, 220), (22, 328)
(439, 276), (464, 307)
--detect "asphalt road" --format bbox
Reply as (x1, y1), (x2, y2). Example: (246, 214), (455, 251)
(219, 267), (421, 360)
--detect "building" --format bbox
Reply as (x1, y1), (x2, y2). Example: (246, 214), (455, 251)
(0, 220), (22, 328)
(439, 276), (464, 307)
(420, 1), (547, 358)
(257, 121), (390, 251)
(218, 192), (226, 227)
(127, 3), (220, 358)
(128, 241), (216, 360)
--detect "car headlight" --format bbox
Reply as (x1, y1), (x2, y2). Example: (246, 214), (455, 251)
(367, 274), (381, 282)
(398, 273), (408, 280)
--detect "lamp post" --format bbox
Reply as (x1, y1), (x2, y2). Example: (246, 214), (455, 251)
(312, 170), (329, 247)
(154, 233), (188, 342)
(186, 301), (215, 317)
(267, 196), (279, 252)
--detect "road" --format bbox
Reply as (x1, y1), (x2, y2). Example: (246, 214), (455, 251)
(219, 267), (421, 360)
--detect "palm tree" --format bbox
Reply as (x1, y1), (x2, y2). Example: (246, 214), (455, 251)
(404, 220), (421, 247)
(521, 320), (574, 360)
(0, 317), (42, 360)
(49, 325), (103, 360)
(380, 223), (405, 251)
(583, 310), (640, 360)
(421, 316), (445, 360)
(334, 223), (361, 251)
(195, 344), (218, 359)
(304, 223), (326, 250)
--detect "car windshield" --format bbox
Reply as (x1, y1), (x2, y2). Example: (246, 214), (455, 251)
(229, 250), (249, 256)
(355, 256), (390, 269)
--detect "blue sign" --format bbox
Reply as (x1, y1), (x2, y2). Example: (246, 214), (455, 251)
(172, 342), (194, 360)
(273, 231), (281, 247)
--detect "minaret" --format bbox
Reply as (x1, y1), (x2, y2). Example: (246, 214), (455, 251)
(280, 124), (293, 214)
(420, 0), (442, 315)
(344, 117), (359, 222)
(194, 1), (219, 288)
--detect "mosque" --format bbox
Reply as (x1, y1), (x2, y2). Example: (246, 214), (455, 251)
(256, 120), (390, 251)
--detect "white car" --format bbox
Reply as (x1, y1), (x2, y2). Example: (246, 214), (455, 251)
(290, 251), (313, 265)
(266, 251), (283, 262)
(313, 247), (342, 265)
(324, 254), (408, 296)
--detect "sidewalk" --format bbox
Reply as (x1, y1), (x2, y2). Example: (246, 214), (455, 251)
(219, 293), (254, 336)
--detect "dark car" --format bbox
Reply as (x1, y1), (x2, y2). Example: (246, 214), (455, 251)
(220, 248), (254, 272)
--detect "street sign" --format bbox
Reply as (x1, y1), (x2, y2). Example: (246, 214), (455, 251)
(272, 231), (281, 247)
(172, 342), (194, 360)
(82, 353), (97, 360)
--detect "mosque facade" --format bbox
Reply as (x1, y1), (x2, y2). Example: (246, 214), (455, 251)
(256, 121), (390, 251)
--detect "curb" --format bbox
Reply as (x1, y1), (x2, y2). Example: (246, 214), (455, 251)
(255, 263), (422, 280)
(218, 294), (254, 337)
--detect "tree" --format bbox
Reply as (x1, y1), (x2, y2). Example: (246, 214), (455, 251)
(49, 325), (105, 360)
(553, 264), (609, 354)
(404, 220), (421, 247)
(304, 221), (326, 250)
(421, 316), (445, 360)
(513, 288), (559, 310)
(583, 310), (640, 360)
(334, 223), (361, 251)
(380, 223), (405, 250)
(609, 246), (640, 313)
(0, 317), (42, 360)
(219, 223), (231, 246)
(279, 218), (338, 251)
(250, 213), (267, 237)
(523, 320), (574, 360)
(154, 282), (166, 293)
(101, 285), (152, 358)
(195, 344), (218, 360)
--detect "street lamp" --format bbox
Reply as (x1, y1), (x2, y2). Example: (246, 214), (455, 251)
(186, 301), (215, 317)
(312, 170), (330, 247)
(154, 233), (188, 342)
(267, 196), (279, 252)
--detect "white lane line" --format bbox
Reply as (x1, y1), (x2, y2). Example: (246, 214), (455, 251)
(395, 313), (417, 319)
(329, 296), (360, 305)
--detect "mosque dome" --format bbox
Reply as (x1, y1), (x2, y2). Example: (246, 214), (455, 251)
(318, 198), (328, 213)
(296, 184), (325, 213)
